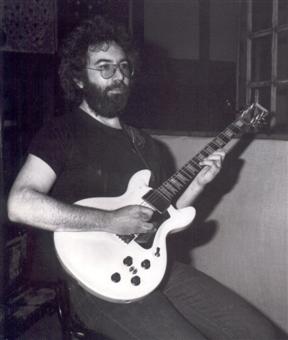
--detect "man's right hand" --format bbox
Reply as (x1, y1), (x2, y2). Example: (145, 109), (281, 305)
(106, 205), (155, 235)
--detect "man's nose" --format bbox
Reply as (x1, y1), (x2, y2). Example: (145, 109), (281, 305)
(113, 65), (125, 81)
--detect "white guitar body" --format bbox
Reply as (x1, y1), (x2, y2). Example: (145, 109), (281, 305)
(54, 169), (196, 303)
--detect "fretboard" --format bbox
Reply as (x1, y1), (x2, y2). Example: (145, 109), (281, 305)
(142, 116), (247, 213)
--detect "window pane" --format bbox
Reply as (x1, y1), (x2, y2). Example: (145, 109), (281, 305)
(252, 0), (272, 31)
(251, 36), (272, 81)
(275, 86), (288, 132)
(251, 87), (271, 111)
(279, 0), (288, 25)
(278, 31), (288, 79)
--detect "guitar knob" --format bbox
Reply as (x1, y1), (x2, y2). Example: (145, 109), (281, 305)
(141, 259), (151, 269)
(123, 256), (133, 266)
(131, 276), (141, 286)
(111, 272), (121, 283)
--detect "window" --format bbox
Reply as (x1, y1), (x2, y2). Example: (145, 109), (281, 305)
(243, 0), (288, 134)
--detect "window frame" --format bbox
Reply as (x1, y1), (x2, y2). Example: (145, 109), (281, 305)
(244, 0), (288, 136)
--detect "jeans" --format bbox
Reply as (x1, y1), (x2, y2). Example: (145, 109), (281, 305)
(69, 261), (285, 340)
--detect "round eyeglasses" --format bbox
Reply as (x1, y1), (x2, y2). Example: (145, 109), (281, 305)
(86, 61), (134, 79)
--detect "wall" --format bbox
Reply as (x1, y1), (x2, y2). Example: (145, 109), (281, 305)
(144, 0), (199, 59)
(129, 0), (240, 132)
(154, 134), (288, 333)
(144, 0), (240, 61)
(209, 0), (240, 62)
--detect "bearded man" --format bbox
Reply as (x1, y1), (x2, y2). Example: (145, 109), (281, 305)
(7, 16), (281, 340)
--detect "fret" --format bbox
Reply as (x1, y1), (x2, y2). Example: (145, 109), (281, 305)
(173, 174), (186, 185)
(170, 176), (183, 186)
(152, 195), (169, 206)
(205, 145), (216, 154)
(181, 167), (194, 179)
(160, 174), (189, 202)
(213, 137), (225, 148)
(208, 142), (219, 151)
(230, 125), (241, 134)
(145, 188), (169, 203)
(167, 179), (180, 191)
(177, 170), (190, 183)
(201, 150), (209, 157)
(191, 158), (203, 170)
(225, 129), (234, 138)
(167, 178), (183, 192)
(155, 187), (174, 203)
(163, 181), (178, 194)
(161, 183), (177, 196)
(219, 133), (230, 143)
(156, 187), (172, 200)
(185, 162), (199, 174)
(193, 154), (204, 163)
(181, 167), (194, 180)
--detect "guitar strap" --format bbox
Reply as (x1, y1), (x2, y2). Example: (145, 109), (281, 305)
(121, 123), (156, 183)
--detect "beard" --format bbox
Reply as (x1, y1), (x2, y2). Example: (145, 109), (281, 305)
(82, 79), (130, 118)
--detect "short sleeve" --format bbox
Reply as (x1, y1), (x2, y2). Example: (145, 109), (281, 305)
(28, 119), (72, 175)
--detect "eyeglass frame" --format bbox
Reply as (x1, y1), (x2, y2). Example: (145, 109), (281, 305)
(86, 60), (134, 80)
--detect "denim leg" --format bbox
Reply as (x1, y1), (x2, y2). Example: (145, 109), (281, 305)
(163, 262), (286, 340)
(69, 280), (208, 340)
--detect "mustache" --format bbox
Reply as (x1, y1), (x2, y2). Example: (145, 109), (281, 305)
(105, 82), (128, 93)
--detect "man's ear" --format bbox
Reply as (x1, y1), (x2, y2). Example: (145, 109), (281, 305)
(74, 78), (84, 89)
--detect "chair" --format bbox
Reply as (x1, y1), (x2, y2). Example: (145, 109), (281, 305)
(55, 280), (111, 340)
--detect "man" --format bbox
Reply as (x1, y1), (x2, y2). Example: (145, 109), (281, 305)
(8, 16), (282, 339)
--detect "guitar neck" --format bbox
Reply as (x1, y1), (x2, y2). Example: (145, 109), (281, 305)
(142, 115), (248, 213)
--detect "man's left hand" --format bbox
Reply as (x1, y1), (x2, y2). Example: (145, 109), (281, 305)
(195, 149), (226, 187)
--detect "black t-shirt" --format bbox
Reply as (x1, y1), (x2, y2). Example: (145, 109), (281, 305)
(29, 108), (172, 203)
(28, 108), (174, 281)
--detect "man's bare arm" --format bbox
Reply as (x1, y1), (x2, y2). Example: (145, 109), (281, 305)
(7, 154), (154, 234)
(176, 150), (226, 209)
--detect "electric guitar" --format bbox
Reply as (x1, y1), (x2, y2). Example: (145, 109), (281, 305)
(54, 103), (268, 303)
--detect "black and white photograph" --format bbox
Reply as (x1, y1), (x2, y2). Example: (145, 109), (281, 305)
(0, 0), (288, 339)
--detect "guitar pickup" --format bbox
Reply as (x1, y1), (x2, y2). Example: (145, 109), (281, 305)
(142, 189), (171, 214)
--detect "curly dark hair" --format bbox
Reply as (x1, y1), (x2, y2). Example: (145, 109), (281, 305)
(58, 15), (138, 105)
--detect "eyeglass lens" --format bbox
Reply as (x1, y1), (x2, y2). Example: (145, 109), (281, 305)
(102, 62), (133, 79)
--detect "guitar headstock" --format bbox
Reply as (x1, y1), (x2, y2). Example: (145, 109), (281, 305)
(240, 103), (269, 131)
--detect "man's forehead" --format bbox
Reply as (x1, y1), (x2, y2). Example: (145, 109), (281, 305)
(87, 41), (126, 62)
